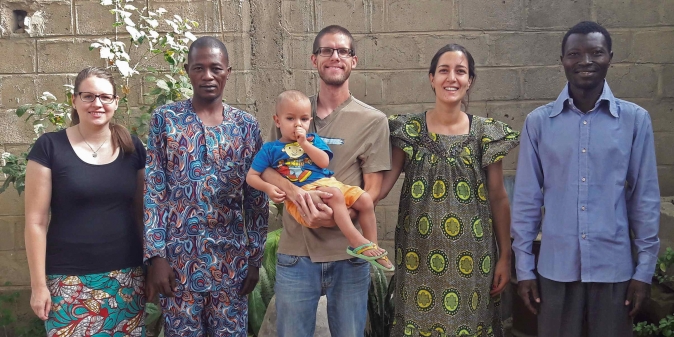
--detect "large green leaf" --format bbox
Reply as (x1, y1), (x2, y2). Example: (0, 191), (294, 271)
(248, 267), (267, 337)
(262, 228), (282, 284)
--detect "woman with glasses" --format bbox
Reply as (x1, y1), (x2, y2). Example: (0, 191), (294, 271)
(378, 44), (519, 337)
(24, 67), (146, 336)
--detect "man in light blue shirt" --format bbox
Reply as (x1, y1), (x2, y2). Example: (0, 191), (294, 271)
(511, 21), (660, 337)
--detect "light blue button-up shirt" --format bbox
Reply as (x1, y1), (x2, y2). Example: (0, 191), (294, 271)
(511, 82), (660, 284)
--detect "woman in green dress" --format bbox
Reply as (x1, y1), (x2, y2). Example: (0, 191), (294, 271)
(378, 44), (520, 337)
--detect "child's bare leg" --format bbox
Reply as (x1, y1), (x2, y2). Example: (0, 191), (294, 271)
(351, 192), (392, 269)
(317, 187), (392, 269)
(350, 192), (377, 243)
(316, 187), (370, 248)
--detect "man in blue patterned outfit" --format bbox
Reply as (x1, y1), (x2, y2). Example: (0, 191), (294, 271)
(143, 36), (268, 337)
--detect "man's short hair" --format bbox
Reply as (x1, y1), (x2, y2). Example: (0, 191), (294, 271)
(561, 21), (612, 55)
(188, 36), (229, 63)
(312, 25), (355, 55)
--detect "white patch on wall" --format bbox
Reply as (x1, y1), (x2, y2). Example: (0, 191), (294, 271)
(24, 10), (45, 36)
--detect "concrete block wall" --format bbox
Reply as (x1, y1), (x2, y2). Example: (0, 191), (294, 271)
(0, 0), (673, 316)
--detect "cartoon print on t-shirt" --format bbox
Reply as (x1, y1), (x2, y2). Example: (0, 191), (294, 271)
(276, 135), (316, 183)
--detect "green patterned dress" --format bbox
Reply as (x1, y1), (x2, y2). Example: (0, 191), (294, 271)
(388, 112), (519, 337)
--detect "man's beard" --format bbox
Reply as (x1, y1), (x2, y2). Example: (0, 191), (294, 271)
(319, 69), (350, 86)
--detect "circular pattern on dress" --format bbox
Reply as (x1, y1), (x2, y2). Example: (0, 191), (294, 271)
(460, 146), (473, 165)
(491, 151), (507, 164)
(477, 181), (487, 203)
(479, 254), (492, 276)
(493, 293), (501, 307)
(427, 249), (449, 276)
(431, 323), (447, 336)
(482, 135), (492, 152)
(456, 251), (474, 278)
(476, 322), (486, 336)
(396, 247), (403, 267)
(414, 150), (424, 162)
(429, 153), (439, 166)
(405, 249), (421, 274)
(403, 321), (419, 336)
(403, 214), (411, 233)
(410, 178), (427, 203)
(431, 178), (449, 202)
(416, 213), (432, 238)
(400, 284), (408, 301)
(441, 213), (463, 241)
(405, 119), (422, 138)
(456, 325), (473, 336)
(470, 289), (481, 312)
(441, 288), (461, 316)
(453, 178), (473, 204)
(403, 146), (414, 159)
(471, 216), (485, 242)
(415, 286), (435, 312)
(503, 123), (518, 139)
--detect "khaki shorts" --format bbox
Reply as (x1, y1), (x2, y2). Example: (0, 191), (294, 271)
(285, 177), (366, 228)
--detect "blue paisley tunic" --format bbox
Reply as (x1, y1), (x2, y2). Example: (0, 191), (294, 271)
(143, 99), (268, 292)
(389, 113), (519, 337)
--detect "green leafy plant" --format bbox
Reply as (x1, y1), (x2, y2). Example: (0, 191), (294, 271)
(248, 228), (282, 336)
(0, 282), (46, 337)
(634, 247), (674, 337)
(656, 247), (674, 285)
(366, 270), (395, 337)
(0, 91), (72, 195)
(145, 302), (164, 337)
(634, 314), (674, 337)
(0, 0), (197, 195)
(90, 0), (197, 138)
(0, 286), (19, 337)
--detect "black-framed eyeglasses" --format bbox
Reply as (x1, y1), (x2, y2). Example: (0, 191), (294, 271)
(76, 92), (117, 104)
(314, 47), (354, 58)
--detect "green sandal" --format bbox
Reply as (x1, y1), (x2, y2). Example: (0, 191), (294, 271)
(346, 242), (395, 272)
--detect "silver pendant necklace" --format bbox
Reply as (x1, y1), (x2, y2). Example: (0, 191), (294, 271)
(77, 125), (108, 158)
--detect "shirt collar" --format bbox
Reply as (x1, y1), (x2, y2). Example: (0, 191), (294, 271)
(549, 81), (618, 118)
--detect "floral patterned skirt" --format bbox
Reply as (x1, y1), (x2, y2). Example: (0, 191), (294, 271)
(46, 266), (146, 337)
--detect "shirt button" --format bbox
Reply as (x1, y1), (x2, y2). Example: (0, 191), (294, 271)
(582, 177), (586, 182)
(582, 148), (586, 153)
(581, 206), (586, 211)
(582, 234), (587, 239)
(583, 120), (588, 125)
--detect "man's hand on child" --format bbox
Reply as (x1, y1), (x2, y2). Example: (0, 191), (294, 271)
(297, 191), (337, 227)
(266, 186), (286, 203)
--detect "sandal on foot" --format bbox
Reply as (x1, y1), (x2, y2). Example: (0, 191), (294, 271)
(346, 242), (395, 272)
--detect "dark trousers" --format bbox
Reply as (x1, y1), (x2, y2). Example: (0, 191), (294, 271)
(538, 276), (633, 337)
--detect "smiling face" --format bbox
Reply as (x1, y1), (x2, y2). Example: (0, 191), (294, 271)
(311, 33), (357, 87)
(72, 76), (118, 127)
(273, 97), (312, 143)
(429, 51), (473, 106)
(561, 32), (612, 93)
(185, 47), (231, 103)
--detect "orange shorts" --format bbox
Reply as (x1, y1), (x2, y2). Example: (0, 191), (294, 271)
(285, 177), (366, 228)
